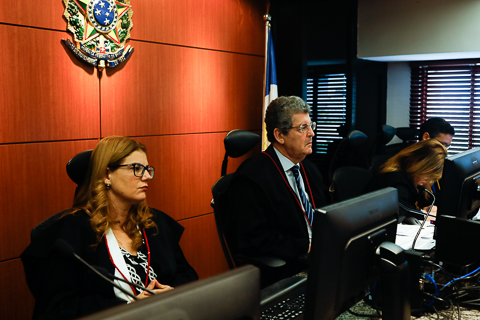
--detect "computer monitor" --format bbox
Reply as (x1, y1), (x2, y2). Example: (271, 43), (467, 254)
(435, 215), (480, 275)
(80, 265), (260, 320)
(305, 187), (409, 320)
(437, 147), (480, 219)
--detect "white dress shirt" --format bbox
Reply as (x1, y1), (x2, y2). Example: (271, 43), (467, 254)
(273, 147), (313, 241)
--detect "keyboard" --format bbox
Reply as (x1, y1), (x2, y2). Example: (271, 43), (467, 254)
(260, 292), (305, 319)
(260, 277), (307, 320)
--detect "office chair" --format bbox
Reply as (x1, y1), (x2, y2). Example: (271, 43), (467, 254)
(369, 125), (397, 174)
(211, 130), (286, 272)
(368, 125), (396, 160)
(329, 166), (372, 203)
(30, 150), (93, 241)
(371, 126), (418, 174)
(67, 149), (93, 189)
(384, 126), (418, 156)
(328, 129), (369, 183)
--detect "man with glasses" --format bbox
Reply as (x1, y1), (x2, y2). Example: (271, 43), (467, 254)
(419, 117), (455, 149)
(419, 117), (455, 202)
(227, 96), (327, 286)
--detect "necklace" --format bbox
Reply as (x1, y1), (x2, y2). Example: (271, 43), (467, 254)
(112, 229), (124, 247)
(105, 228), (152, 293)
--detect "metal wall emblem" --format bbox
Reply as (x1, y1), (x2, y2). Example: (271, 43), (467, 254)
(62, 0), (134, 71)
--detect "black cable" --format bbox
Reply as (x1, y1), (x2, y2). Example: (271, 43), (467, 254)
(424, 260), (446, 272)
(424, 291), (449, 304)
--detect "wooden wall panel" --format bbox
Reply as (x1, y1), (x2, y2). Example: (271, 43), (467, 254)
(135, 133), (230, 221)
(133, 0), (265, 55)
(0, 0), (268, 316)
(0, 140), (98, 261)
(101, 41), (264, 137)
(178, 213), (230, 279)
(0, 259), (35, 320)
(0, 0), (64, 29)
(0, 25), (100, 144)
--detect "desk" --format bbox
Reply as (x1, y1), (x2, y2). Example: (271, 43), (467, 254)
(336, 300), (480, 320)
(261, 270), (480, 320)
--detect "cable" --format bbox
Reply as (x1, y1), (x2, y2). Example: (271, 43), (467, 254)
(441, 265), (480, 292)
(424, 273), (439, 296)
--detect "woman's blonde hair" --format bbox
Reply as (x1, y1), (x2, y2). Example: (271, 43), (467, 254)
(72, 136), (156, 250)
(380, 139), (448, 192)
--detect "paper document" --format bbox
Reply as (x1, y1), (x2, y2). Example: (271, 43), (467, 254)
(395, 224), (435, 250)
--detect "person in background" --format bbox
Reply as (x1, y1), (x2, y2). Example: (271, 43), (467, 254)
(226, 96), (327, 286)
(363, 139), (447, 224)
(22, 136), (198, 320)
(419, 117), (455, 197)
(419, 117), (455, 149)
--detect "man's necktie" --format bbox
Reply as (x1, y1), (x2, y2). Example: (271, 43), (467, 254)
(291, 165), (314, 226)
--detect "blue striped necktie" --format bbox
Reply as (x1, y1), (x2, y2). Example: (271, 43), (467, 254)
(291, 165), (314, 226)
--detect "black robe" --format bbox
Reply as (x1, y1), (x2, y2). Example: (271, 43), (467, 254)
(226, 145), (327, 278)
(21, 208), (198, 320)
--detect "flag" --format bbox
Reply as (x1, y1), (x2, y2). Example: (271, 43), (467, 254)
(262, 16), (278, 151)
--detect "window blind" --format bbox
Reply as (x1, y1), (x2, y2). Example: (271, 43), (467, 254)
(306, 72), (347, 155)
(410, 61), (480, 154)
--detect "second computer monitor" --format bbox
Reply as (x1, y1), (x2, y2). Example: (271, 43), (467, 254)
(305, 187), (401, 320)
(437, 147), (480, 219)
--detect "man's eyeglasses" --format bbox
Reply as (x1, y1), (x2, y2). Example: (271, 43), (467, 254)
(436, 140), (450, 149)
(112, 163), (155, 178)
(288, 122), (316, 133)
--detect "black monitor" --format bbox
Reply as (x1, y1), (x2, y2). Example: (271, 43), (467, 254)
(80, 265), (260, 320)
(437, 147), (480, 219)
(305, 187), (410, 320)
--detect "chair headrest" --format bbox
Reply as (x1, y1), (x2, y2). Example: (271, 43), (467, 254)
(66, 150), (93, 186)
(395, 127), (418, 141)
(224, 130), (261, 158)
(347, 130), (368, 148)
(382, 125), (397, 144)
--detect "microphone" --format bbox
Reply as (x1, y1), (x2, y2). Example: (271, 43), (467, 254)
(93, 265), (157, 295)
(411, 186), (436, 250)
(54, 239), (139, 301)
(398, 186), (436, 218)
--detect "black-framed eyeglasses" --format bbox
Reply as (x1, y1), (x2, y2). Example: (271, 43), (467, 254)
(113, 163), (155, 178)
(288, 122), (316, 133)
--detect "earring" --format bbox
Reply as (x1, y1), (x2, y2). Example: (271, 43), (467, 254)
(105, 182), (111, 189)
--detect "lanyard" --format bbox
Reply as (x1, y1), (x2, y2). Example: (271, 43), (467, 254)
(105, 228), (151, 297)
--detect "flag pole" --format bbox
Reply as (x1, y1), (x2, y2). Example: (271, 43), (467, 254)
(262, 13), (277, 151)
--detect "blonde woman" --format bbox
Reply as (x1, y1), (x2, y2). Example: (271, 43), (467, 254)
(364, 139), (447, 223)
(23, 136), (197, 319)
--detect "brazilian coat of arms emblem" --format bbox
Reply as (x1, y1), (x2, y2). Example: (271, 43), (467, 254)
(62, 0), (134, 71)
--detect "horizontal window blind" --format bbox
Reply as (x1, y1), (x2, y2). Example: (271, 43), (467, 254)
(306, 72), (347, 155)
(410, 62), (480, 154)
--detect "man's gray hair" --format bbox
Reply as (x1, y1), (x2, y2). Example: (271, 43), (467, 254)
(265, 96), (311, 143)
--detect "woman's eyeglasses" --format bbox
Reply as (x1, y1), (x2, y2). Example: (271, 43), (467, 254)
(113, 163), (155, 178)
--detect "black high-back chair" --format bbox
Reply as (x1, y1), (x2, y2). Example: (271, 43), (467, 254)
(329, 166), (372, 203)
(328, 129), (369, 183)
(67, 149), (93, 195)
(30, 150), (93, 241)
(384, 127), (418, 156)
(211, 130), (286, 272)
(368, 125), (396, 162)
(371, 126), (418, 174)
